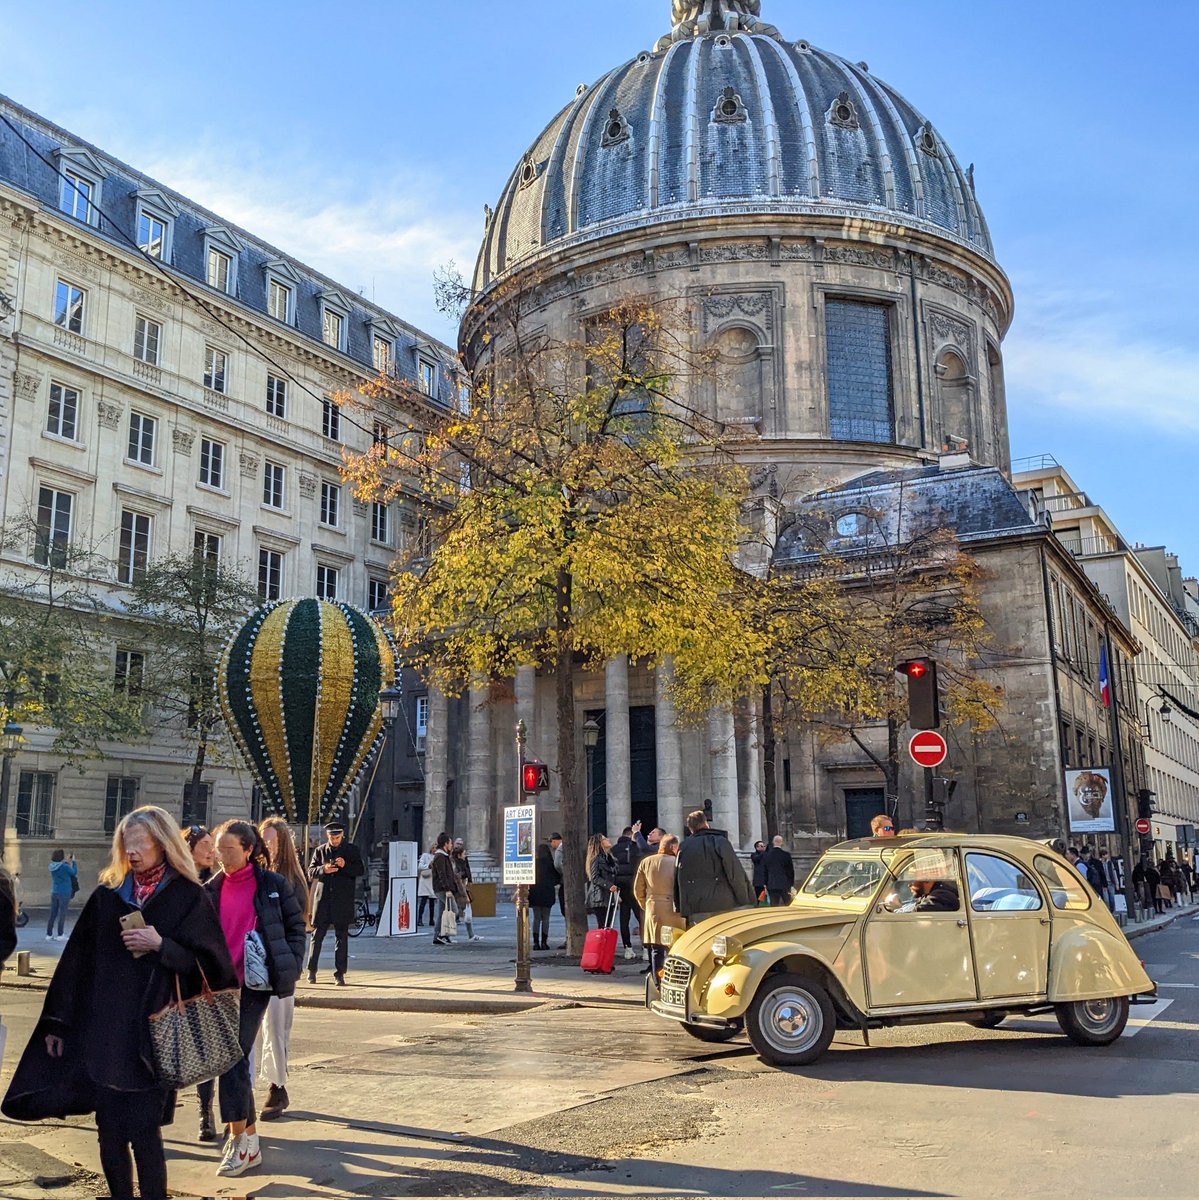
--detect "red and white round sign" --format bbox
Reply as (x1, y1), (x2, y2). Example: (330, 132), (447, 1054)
(1135, 817), (1152, 835)
(909, 730), (948, 769)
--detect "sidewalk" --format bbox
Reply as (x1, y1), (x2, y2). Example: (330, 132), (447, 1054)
(6, 898), (1193, 1014)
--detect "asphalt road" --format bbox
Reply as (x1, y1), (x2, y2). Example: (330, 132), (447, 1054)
(0, 917), (1195, 1198)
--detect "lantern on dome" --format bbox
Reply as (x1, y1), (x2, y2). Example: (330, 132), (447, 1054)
(217, 598), (398, 825)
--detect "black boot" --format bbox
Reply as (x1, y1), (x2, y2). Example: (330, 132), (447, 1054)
(198, 1094), (217, 1142)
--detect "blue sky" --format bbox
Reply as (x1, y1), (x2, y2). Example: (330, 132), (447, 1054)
(5, 0), (1197, 568)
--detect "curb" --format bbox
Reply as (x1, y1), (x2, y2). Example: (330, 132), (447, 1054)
(1126, 906), (1196, 940)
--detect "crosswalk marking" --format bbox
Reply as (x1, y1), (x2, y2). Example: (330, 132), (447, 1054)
(1004, 998), (1173, 1038)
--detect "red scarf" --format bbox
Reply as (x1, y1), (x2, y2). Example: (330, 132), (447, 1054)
(132, 862), (167, 906)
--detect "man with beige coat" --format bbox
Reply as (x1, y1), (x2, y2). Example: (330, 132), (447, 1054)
(633, 834), (687, 982)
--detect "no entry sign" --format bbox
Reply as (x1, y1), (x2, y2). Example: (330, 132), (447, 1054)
(1135, 817), (1152, 835)
(909, 730), (948, 769)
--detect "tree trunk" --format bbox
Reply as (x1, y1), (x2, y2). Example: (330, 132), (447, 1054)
(553, 566), (587, 955)
(886, 718), (900, 823)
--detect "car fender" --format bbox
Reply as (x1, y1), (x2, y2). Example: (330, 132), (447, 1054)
(1049, 924), (1155, 1001)
(703, 941), (839, 1020)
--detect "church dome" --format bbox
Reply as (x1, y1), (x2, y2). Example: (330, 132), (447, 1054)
(474, 2), (992, 293)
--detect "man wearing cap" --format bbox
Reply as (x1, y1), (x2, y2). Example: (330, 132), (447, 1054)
(307, 822), (364, 985)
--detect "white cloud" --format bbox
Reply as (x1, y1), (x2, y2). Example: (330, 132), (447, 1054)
(1004, 288), (1199, 435)
(136, 145), (480, 343)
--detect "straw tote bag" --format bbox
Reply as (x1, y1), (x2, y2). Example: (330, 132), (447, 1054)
(147, 967), (243, 1089)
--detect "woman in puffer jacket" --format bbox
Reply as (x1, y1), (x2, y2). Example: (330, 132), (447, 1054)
(205, 821), (305, 1180)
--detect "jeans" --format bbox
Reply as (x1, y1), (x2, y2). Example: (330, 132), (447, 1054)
(217, 987), (272, 1125)
(532, 906), (551, 947)
(616, 883), (642, 949)
(307, 923), (349, 975)
(46, 893), (70, 936)
(95, 1085), (168, 1200)
(433, 891), (452, 939)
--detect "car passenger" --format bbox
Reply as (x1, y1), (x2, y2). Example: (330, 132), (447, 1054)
(870, 814), (896, 837)
(898, 879), (960, 912)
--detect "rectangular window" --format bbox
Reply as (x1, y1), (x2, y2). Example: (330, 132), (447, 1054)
(266, 375), (288, 418)
(104, 775), (139, 834)
(370, 501), (388, 544)
(133, 314), (161, 365)
(16, 771), (56, 837)
(322, 307), (344, 351)
(368, 576), (388, 612)
(137, 211), (167, 259)
(268, 279), (292, 323)
(372, 420), (390, 446)
(825, 299), (894, 444)
(258, 547), (283, 600)
(198, 438), (225, 489)
(46, 381), (79, 440)
(117, 509), (152, 584)
(315, 564), (339, 601)
(127, 411), (156, 465)
(320, 480), (340, 527)
(263, 461), (286, 509)
(206, 247), (232, 292)
(35, 487), (72, 567)
(54, 279), (86, 334)
(373, 335), (392, 373)
(59, 170), (93, 222)
(203, 345), (228, 394)
(193, 529), (221, 569)
(181, 781), (211, 829)
(114, 647), (145, 694)
(322, 397), (341, 441)
(415, 695), (429, 752)
(420, 361), (436, 397)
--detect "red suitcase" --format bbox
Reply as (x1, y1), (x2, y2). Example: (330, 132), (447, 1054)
(580, 895), (619, 974)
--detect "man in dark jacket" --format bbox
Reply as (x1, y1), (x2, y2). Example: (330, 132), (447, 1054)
(762, 836), (795, 906)
(750, 841), (768, 898)
(306, 822), (364, 985)
(610, 826), (645, 959)
(674, 811), (754, 922)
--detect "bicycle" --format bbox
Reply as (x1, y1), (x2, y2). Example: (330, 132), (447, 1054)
(349, 898), (380, 937)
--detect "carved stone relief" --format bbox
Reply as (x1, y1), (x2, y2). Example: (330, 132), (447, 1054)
(97, 400), (122, 430)
(172, 428), (194, 455)
(131, 286), (171, 315)
(298, 472), (317, 499)
(239, 451), (260, 476)
(54, 249), (100, 282)
(14, 372), (40, 401)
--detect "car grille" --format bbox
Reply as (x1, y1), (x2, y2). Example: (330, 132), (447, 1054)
(659, 956), (692, 1010)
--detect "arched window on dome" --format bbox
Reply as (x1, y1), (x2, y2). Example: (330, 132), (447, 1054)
(935, 347), (975, 456)
(825, 299), (894, 444)
(713, 324), (764, 432)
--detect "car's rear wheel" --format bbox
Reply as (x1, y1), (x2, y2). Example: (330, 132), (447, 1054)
(969, 1012), (1006, 1029)
(681, 1020), (742, 1043)
(745, 973), (836, 1067)
(1054, 996), (1130, 1045)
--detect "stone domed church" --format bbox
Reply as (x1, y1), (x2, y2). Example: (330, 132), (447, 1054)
(412, 0), (1142, 867)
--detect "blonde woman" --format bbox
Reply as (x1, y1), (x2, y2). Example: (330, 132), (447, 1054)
(584, 833), (619, 927)
(3, 806), (235, 1200)
(633, 833), (685, 981)
(256, 817), (307, 1121)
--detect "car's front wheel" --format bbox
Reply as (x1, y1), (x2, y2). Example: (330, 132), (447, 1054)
(681, 1020), (742, 1044)
(1054, 996), (1130, 1045)
(745, 973), (836, 1067)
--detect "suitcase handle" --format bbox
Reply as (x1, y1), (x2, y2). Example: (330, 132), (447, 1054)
(604, 890), (620, 927)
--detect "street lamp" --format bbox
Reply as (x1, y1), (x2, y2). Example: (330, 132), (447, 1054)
(378, 685), (403, 730)
(583, 717), (600, 830)
(0, 720), (25, 854)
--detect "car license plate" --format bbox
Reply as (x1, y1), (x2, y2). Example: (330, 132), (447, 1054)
(660, 983), (686, 1009)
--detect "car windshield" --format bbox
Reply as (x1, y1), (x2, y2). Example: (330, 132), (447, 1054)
(802, 857), (886, 898)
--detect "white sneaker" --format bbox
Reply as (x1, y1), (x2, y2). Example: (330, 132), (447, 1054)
(216, 1132), (260, 1177)
(470, 935), (484, 941)
(624, 947), (637, 960)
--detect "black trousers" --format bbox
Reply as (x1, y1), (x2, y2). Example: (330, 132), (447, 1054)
(308, 922), (349, 975)
(768, 889), (791, 906)
(95, 1085), (168, 1200)
(416, 895), (436, 926)
(557, 885), (566, 917)
(616, 883), (643, 949)
(217, 986), (273, 1125)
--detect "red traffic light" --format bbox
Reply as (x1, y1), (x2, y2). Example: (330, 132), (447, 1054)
(522, 761), (550, 793)
(898, 660), (928, 679)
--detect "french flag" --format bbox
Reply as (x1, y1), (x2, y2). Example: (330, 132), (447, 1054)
(1099, 642), (1111, 708)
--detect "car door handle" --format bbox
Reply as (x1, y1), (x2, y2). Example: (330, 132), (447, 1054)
(956, 919), (968, 928)
(1039, 917), (1051, 925)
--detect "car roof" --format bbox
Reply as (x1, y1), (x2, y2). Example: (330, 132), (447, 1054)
(829, 834), (1061, 857)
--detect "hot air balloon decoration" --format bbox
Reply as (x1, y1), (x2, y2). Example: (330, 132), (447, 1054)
(217, 598), (398, 826)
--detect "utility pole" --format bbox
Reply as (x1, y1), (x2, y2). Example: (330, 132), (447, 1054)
(513, 719), (532, 993)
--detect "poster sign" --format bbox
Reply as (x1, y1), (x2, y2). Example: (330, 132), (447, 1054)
(1065, 767), (1115, 833)
(384, 840), (419, 937)
(503, 804), (536, 885)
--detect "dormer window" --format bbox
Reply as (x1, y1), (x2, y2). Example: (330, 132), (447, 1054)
(601, 108), (631, 147)
(318, 289), (351, 353)
(419, 360), (436, 398)
(369, 316), (400, 375)
(713, 87), (747, 124)
(203, 225), (242, 296)
(134, 189), (178, 262)
(53, 147), (106, 226)
(829, 92), (860, 130)
(264, 259), (300, 325)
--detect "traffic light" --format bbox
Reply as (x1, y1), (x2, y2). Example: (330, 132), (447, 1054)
(522, 760), (550, 793)
(897, 658), (940, 729)
(1137, 788), (1155, 819)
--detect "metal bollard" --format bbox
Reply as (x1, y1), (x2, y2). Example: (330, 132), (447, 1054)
(16, 950), (32, 975)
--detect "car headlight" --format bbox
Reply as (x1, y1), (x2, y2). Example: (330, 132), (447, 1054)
(711, 935), (743, 959)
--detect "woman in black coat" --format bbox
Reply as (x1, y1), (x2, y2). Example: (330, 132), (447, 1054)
(529, 842), (561, 950)
(584, 834), (620, 928)
(3, 806), (235, 1200)
(206, 820), (305, 1180)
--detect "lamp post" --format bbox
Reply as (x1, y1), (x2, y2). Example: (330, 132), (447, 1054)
(514, 719), (532, 993)
(350, 685), (403, 846)
(583, 717), (600, 831)
(0, 720), (25, 856)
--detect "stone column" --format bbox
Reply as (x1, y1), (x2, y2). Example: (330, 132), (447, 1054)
(465, 684), (491, 851)
(604, 656), (631, 834)
(708, 704), (740, 842)
(422, 686), (449, 841)
(738, 702), (765, 846)
(655, 660), (684, 836)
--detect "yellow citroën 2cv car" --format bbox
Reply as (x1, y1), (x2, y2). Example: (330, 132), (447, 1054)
(649, 834), (1156, 1067)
